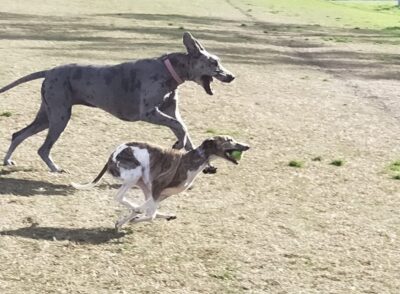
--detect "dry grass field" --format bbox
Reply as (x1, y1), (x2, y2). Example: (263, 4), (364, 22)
(1, 0), (400, 293)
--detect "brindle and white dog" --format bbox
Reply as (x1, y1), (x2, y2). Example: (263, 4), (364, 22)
(72, 135), (249, 230)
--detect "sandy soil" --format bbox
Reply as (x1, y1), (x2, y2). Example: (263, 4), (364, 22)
(0, 0), (400, 293)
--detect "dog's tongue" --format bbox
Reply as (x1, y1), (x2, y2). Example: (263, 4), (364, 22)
(202, 76), (213, 95)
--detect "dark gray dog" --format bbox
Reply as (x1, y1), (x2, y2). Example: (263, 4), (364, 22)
(0, 32), (234, 173)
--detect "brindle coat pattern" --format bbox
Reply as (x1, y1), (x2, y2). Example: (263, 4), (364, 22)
(0, 32), (235, 173)
(108, 142), (204, 202)
(72, 136), (250, 229)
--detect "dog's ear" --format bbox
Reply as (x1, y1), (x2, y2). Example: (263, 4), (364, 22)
(183, 32), (204, 56)
(201, 138), (216, 150)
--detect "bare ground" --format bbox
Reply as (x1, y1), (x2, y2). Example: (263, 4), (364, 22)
(0, 0), (400, 293)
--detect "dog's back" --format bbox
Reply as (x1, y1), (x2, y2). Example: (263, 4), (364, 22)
(108, 142), (182, 184)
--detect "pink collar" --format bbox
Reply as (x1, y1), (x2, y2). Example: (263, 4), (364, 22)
(163, 58), (183, 85)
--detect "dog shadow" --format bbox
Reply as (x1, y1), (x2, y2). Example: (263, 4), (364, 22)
(0, 174), (121, 196)
(0, 226), (125, 244)
(0, 177), (74, 197)
(0, 167), (36, 176)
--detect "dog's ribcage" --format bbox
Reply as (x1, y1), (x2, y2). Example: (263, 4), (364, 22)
(110, 144), (205, 198)
(160, 164), (206, 197)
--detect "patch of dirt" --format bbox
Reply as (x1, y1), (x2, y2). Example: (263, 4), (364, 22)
(1, 0), (400, 293)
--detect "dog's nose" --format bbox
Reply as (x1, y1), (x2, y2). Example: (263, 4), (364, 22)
(226, 74), (235, 83)
(242, 145), (250, 151)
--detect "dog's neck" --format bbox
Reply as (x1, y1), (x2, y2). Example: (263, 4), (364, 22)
(181, 146), (210, 172)
(162, 53), (191, 85)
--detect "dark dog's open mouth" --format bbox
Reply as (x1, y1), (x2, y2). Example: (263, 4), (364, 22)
(201, 73), (235, 95)
(224, 149), (242, 165)
(201, 75), (214, 95)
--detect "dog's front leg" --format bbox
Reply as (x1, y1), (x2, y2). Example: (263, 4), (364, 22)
(172, 135), (193, 151)
(143, 107), (191, 149)
(144, 107), (215, 173)
(158, 96), (194, 151)
(114, 183), (139, 211)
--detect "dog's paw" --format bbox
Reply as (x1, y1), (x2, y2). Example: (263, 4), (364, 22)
(203, 166), (217, 174)
(3, 159), (16, 166)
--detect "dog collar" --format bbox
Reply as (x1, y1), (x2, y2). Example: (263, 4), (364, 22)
(164, 58), (184, 85)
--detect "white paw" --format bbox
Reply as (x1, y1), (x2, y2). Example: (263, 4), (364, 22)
(3, 159), (16, 166)
(166, 215), (177, 221)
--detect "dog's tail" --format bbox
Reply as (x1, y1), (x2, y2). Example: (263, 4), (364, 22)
(71, 162), (109, 190)
(0, 70), (47, 94)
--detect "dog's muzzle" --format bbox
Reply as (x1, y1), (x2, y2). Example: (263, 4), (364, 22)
(215, 72), (235, 83)
(225, 144), (250, 165)
(200, 71), (235, 95)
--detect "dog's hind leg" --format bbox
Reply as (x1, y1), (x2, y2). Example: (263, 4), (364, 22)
(129, 197), (158, 224)
(116, 197), (157, 229)
(3, 103), (49, 166)
(114, 182), (140, 211)
(114, 173), (145, 229)
(37, 106), (71, 172)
